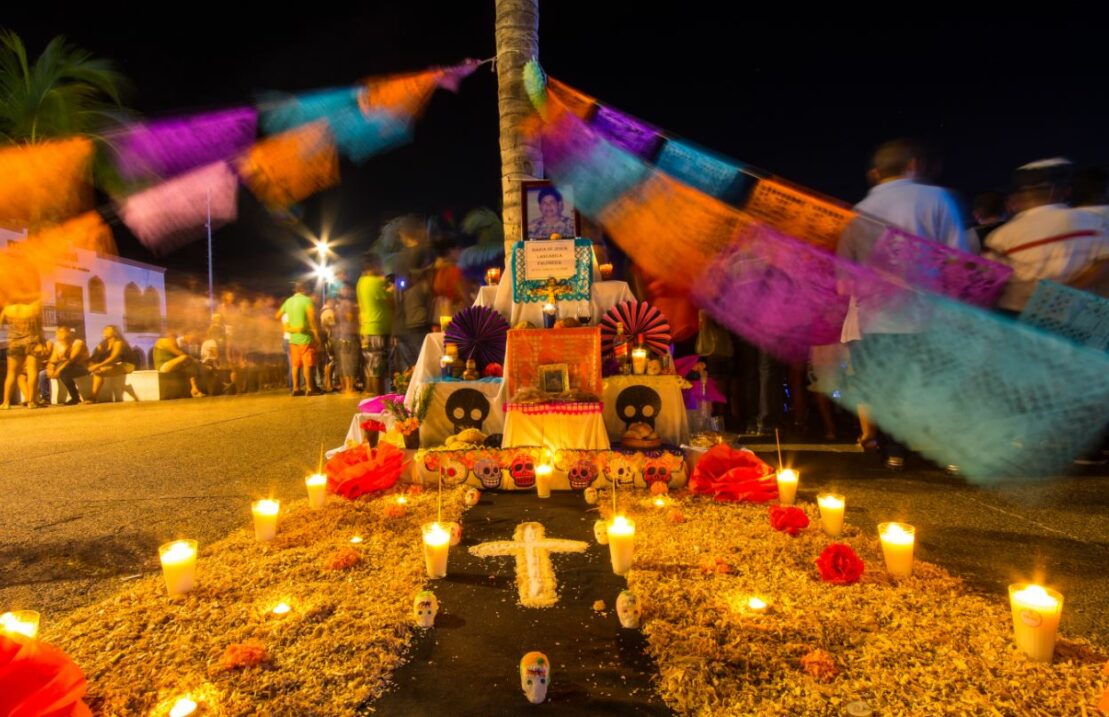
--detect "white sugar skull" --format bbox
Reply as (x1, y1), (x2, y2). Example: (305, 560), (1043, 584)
(519, 651), (550, 704)
(473, 458), (502, 489)
(594, 519), (609, 545)
(463, 486), (481, 507)
(583, 487), (599, 505)
(605, 457), (636, 486)
(447, 521), (462, 546)
(646, 359), (662, 376)
(439, 457), (469, 486)
(413, 590), (438, 628)
(616, 590), (641, 629)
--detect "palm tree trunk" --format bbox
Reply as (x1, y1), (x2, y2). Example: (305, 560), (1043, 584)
(495, 0), (542, 265)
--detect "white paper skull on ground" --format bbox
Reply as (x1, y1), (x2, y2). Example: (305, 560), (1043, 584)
(583, 487), (599, 505)
(616, 590), (641, 629)
(594, 519), (609, 545)
(413, 590), (438, 628)
(520, 651), (550, 704)
(463, 486), (481, 507)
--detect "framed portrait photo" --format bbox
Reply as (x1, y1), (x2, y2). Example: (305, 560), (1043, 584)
(538, 363), (570, 394)
(522, 180), (580, 240)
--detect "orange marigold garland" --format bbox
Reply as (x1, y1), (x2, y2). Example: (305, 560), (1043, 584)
(800, 649), (839, 682)
(324, 547), (362, 571)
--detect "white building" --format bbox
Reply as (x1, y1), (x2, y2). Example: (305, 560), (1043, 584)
(1, 226), (166, 363)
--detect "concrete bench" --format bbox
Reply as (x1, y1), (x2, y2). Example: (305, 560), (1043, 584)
(51, 370), (191, 403)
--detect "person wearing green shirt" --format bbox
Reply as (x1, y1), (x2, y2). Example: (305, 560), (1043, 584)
(275, 281), (321, 396)
(357, 253), (393, 396)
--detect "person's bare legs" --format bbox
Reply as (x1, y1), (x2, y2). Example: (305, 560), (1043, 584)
(815, 392), (837, 441)
(302, 364), (315, 394)
(160, 355), (205, 398)
(857, 404), (878, 450)
(2, 355), (22, 409)
(88, 371), (104, 403)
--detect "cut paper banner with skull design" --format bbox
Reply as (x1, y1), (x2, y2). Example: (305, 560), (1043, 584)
(417, 383), (504, 447)
(603, 375), (691, 447)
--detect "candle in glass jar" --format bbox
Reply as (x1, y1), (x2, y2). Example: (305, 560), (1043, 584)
(776, 469), (798, 506)
(440, 354), (455, 378)
(1009, 584), (1063, 662)
(439, 316), (453, 333)
(305, 474), (327, 509)
(746, 597), (769, 615)
(422, 522), (451, 578)
(159, 539), (198, 596)
(252, 500), (280, 542)
(817, 493), (845, 537)
(485, 267), (501, 285)
(599, 263), (614, 280)
(542, 303), (557, 329)
(0, 610), (40, 639)
(631, 348), (648, 375)
(169, 697), (198, 717)
(607, 515), (636, 575)
(879, 522), (915, 577)
(535, 464), (553, 498)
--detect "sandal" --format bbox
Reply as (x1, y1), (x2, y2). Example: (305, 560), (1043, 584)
(856, 436), (879, 452)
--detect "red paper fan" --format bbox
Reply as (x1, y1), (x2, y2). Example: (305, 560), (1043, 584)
(600, 300), (672, 355)
(0, 635), (92, 717)
(445, 305), (509, 368)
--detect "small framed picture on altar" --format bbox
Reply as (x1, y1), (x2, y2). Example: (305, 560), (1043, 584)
(538, 363), (570, 394)
(523, 180), (580, 240)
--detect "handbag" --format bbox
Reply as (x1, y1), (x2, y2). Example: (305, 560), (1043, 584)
(694, 312), (734, 358)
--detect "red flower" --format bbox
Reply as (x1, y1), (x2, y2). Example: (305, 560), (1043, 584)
(324, 443), (408, 500)
(360, 419), (386, 434)
(769, 506), (810, 536)
(483, 362), (503, 378)
(324, 547), (362, 570)
(689, 444), (776, 502)
(815, 544), (865, 585)
(220, 640), (268, 670)
(800, 649), (839, 682)
(0, 635), (91, 717)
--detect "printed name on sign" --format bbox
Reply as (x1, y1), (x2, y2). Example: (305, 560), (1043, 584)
(524, 239), (577, 281)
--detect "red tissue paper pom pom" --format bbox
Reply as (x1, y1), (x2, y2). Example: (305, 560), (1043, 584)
(0, 634), (92, 717)
(324, 443), (408, 500)
(769, 506), (810, 536)
(815, 543), (865, 585)
(689, 444), (776, 502)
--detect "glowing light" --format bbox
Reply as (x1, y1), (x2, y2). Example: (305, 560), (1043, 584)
(396, 496), (408, 505)
(350, 536), (363, 544)
(169, 698), (198, 717)
(272, 602), (291, 615)
(747, 597), (768, 613)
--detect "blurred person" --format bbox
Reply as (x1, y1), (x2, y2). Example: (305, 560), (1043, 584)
(45, 326), (89, 405)
(432, 238), (465, 320)
(357, 253), (393, 396)
(1, 298), (44, 409)
(153, 330), (205, 398)
(334, 284), (360, 395)
(391, 217), (434, 376)
(276, 280), (320, 396)
(86, 325), (135, 403)
(28, 335), (54, 404)
(528, 186), (577, 239)
(1073, 166), (1109, 232)
(838, 138), (973, 469)
(319, 297), (337, 392)
(970, 191), (1010, 249)
(985, 159), (1109, 312)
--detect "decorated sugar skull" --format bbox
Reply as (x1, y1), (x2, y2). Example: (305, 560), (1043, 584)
(508, 453), (536, 489)
(642, 459), (671, 488)
(616, 590), (641, 629)
(439, 456), (469, 486)
(583, 487), (599, 505)
(519, 651), (550, 704)
(605, 457), (636, 487)
(413, 590), (438, 628)
(646, 359), (662, 376)
(473, 458), (502, 489)
(594, 519), (609, 545)
(567, 459), (599, 490)
(446, 521), (462, 546)
(463, 486), (481, 507)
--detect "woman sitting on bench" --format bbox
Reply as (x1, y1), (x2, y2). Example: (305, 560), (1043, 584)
(85, 325), (136, 403)
(153, 330), (205, 398)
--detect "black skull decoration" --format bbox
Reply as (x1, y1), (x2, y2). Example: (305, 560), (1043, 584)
(445, 389), (490, 434)
(616, 386), (662, 431)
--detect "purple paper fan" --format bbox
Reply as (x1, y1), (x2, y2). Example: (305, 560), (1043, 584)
(445, 306), (509, 368)
(600, 300), (672, 355)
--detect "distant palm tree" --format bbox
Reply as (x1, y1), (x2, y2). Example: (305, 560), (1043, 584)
(0, 29), (130, 144)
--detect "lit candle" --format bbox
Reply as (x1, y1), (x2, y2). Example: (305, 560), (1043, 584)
(631, 348), (648, 375)
(0, 610), (40, 639)
(350, 536), (363, 544)
(305, 474), (327, 510)
(485, 267), (501, 285)
(1009, 583), (1063, 662)
(252, 500), (280, 542)
(878, 522), (915, 578)
(776, 469), (798, 506)
(653, 496), (667, 509)
(422, 522), (451, 579)
(535, 464), (553, 498)
(607, 515), (636, 575)
(439, 316), (453, 333)
(159, 539), (198, 596)
(817, 493), (846, 537)
(440, 354), (455, 379)
(599, 263), (614, 280)
(746, 597), (769, 614)
(169, 698), (198, 717)
(272, 602), (291, 615)
(542, 303), (557, 329)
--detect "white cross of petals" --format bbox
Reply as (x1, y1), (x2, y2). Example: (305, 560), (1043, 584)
(469, 522), (589, 608)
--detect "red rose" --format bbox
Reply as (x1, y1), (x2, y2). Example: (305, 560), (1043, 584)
(814, 543), (865, 585)
(769, 506), (809, 536)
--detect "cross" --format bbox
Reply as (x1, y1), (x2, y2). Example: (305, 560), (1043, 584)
(469, 522), (589, 608)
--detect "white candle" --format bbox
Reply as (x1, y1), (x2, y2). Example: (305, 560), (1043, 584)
(653, 496), (667, 509)
(252, 499), (280, 542)
(272, 602), (291, 615)
(817, 493), (846, 537)
(169, 698), (198, 717)
(746, 597), (769, 615)
(422, 522), (451, 578)
(879, 522), (915, 578)
(0, 610), (40, 639)
(1009, 584), (1063, 662)
(535, 464), (553, 498)
(542, 303), (557, 328)
(631, 348), (648, 375)
(776, 469), (798, 506)
(305, 474), (327, 510)
(159, 539), (198, 596)
(607, 515), (636, 575)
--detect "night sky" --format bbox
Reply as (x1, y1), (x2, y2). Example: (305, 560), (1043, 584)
(9, 4), (1108, 292)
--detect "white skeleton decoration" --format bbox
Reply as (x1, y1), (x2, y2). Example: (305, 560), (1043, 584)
(469, 522), (589, 607)
(583, 487), (599, 505)
(520, 651), (550, 704)
(463, 486), (481, 507)
(616, 589), (641, 629)
(412, 590), (438, 628)
(446, 521), (462, 546)
(594, 519), (609, 545)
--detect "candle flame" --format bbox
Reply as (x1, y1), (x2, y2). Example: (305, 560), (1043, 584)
(306, 474), (327, 486)
(272, 602), (291, 615)
(777, 469), (798, 483)
(0, 611), (39, 639)
(653, 497), (666, 507)
(536, 464), (553, 476)
(160, 540), (196, 563)
(350, 536), (363, 544)
(881, 522), (915, 545)
(1014, 584), (1059, 609)
(609, 515), (635, 535)
(169, 697), (198, 717)
(254, 499), (280, 516)
(747, 597), (768, 611)
(818, 494), (844, 509)
(424, 523), (451, 546)
(396, 496), (408, 505)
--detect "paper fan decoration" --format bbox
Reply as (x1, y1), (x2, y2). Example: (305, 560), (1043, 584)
(601, 300), (672, 355)
(445, 306), (509, 368)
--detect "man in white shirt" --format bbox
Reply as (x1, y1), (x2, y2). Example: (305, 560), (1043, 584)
(985, 159), (1109, 312)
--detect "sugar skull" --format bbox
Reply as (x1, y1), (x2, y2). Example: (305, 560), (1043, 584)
(508, 453), (536, 489)
(519, 651), (550, 704)
(439, 457), (469, 486)
(616, 590), (641, 629)
(446, 521), (462, 546)
(605, 457), (636, 487)
(463, 486), (481, 507)
(642, 459), (671, 488)
(616, 385), (662, 430)
(594, 519), (609, 545)
(413, 590), (438, 628)
(567, 459), (599, 490)
(583, 487), (599, 505)
(646, 359), (662, 376)
(444, 388), (490, 434)
(473, 458), (502, 489)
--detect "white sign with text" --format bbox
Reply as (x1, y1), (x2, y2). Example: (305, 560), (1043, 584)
(524, 239), (576, 281)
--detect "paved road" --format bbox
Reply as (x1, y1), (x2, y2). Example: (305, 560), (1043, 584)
(1, 394), (1106, 649)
